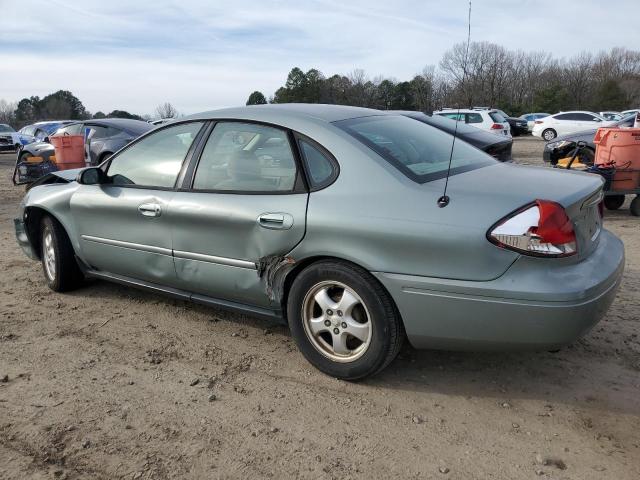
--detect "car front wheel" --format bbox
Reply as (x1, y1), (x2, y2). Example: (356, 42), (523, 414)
(542, 129), (557, 141)
(287, 261), (404, 380)
(40, 216), (84, 292)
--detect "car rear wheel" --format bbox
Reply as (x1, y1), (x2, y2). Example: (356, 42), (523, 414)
(40, 216), (84, 292)
(630, 196), (640, 217)
(287, 261), (404, 380)
(542, 129), (557, 141)
(604, 195), (625, 211)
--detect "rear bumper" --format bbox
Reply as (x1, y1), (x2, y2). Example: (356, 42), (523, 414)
(374, 229), (625, 350)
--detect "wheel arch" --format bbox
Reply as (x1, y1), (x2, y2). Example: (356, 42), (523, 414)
(280, 255), (404, 327)
(23, 206), (73, 261)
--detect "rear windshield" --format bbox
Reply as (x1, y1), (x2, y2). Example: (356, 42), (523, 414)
(334, 115), (495, 183)
(489, 112), (505, 123)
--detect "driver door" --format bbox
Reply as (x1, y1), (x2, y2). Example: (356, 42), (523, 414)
(70, 121), (205, 286)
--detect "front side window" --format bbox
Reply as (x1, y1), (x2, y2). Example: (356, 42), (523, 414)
(107, 122), (203, 188)
(439, 112), (464, 121)
(86, 125), (109, 139)
(192, 122), (297, 192)
(335, 115), (495, 184)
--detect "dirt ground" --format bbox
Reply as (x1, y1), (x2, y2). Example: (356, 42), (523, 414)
(1, 137), (639, 480)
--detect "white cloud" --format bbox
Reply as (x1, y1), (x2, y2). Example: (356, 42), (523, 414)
(1, 0), (638, 115)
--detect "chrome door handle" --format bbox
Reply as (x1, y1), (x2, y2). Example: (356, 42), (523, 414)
(257, 213), (293, 230)
(138, 203), (162, 217)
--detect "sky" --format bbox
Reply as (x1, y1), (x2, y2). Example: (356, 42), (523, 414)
(1, 0), (639, 116)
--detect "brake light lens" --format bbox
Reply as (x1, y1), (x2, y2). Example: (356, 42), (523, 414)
(488, 200), (577, 257)
(534, 120), (544, 124)
(490, 123), (503, 130)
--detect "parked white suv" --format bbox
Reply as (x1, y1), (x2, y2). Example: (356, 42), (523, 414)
(532, 111), (616, 141)
(433, 108), (511, 137)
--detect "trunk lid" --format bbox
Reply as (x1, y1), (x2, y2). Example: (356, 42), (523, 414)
(445, 162), (604, 262)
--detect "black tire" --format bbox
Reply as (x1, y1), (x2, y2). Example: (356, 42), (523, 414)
(287, 260), (404, 380)
(630, 196), (640, 217)
(40, 216), (84, 292)
(542, 129), (557, 141)
(604, 195), (625, 211)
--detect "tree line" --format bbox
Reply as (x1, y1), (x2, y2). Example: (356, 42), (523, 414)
(247, 44), (640, 116)
(0, 91), (180, 129)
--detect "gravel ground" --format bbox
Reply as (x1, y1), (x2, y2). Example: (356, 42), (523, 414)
(1, 137), (639, 479)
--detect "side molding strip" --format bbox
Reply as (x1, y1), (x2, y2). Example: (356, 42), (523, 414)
(81, 235), (173, 256)
(81, 235), (256, 270)
(173, 250), (256, 270)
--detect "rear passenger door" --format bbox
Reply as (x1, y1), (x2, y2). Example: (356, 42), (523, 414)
(169, 121), (309, 308)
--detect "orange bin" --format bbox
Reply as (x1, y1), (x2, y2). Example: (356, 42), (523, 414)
(50, 135), (86, 170)
(594, 127), (640, 190)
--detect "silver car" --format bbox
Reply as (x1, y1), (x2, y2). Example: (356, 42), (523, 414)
(14, 104), (625, 380)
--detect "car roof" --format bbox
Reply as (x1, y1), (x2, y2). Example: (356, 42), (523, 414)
(553, 111), (600, 115)
(85, 118), (153, 134)
(184, 104), (389, 124)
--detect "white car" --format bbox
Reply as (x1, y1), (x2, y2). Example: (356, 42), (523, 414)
(433, 108), (511, 137)
(520, 113), (550, 132)
(531, 111), (616, 141)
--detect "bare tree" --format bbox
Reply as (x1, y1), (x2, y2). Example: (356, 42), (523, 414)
(0, 99), (17, 126)
(154, 102), (178, 119)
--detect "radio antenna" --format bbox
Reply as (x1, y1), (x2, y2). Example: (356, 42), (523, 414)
(438, 0), (472, 208)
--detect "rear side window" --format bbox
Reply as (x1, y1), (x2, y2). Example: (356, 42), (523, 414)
(298, 138), (337, 189)
(107, 121), (203, 188)
(467, 112), (483, 124)
(335, 115), (494, 184)
(192, 122), (297, 192)
(489, 112), (505, 123)
(554, 113), (573, 120)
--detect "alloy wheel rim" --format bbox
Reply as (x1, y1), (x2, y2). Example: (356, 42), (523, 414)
(301, 281), (372, 363)
(544, 130), (555, 140)
(43, 231), (56, 281)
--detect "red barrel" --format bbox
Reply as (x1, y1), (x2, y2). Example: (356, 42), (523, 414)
(594, 128), (640, 190)
(50, 135), (86, 170)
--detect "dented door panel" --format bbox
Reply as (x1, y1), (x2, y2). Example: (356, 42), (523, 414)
(70, 185), (178, 285)
(168, 192), (308, 307)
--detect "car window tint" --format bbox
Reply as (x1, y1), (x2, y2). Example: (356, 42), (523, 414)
(440, 112), (463, 121)
(193, 122), (297, 192)
(298, 139), (335, 188)
(573, 113), (595, 121)
(489, 112), (505, 122)
(107, 122), (203, 188)
(336, 115), (495, 184)
(467, 112), (483, 124)
(87, 125), (109, 139)
(554, 113), (573, 120)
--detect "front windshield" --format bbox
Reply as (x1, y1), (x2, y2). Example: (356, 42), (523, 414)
(0, 124), (15, 133)
(335, 115), (495, 183)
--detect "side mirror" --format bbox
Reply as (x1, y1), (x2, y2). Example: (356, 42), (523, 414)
(77, 167), (107, 185)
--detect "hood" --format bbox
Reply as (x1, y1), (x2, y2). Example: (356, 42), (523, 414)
(25, 167), (83, 191)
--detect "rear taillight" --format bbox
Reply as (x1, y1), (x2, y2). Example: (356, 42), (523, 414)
(534, 120), (543, 124)
(490, 123), (503, 130)
(488, 200), (577, 257)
